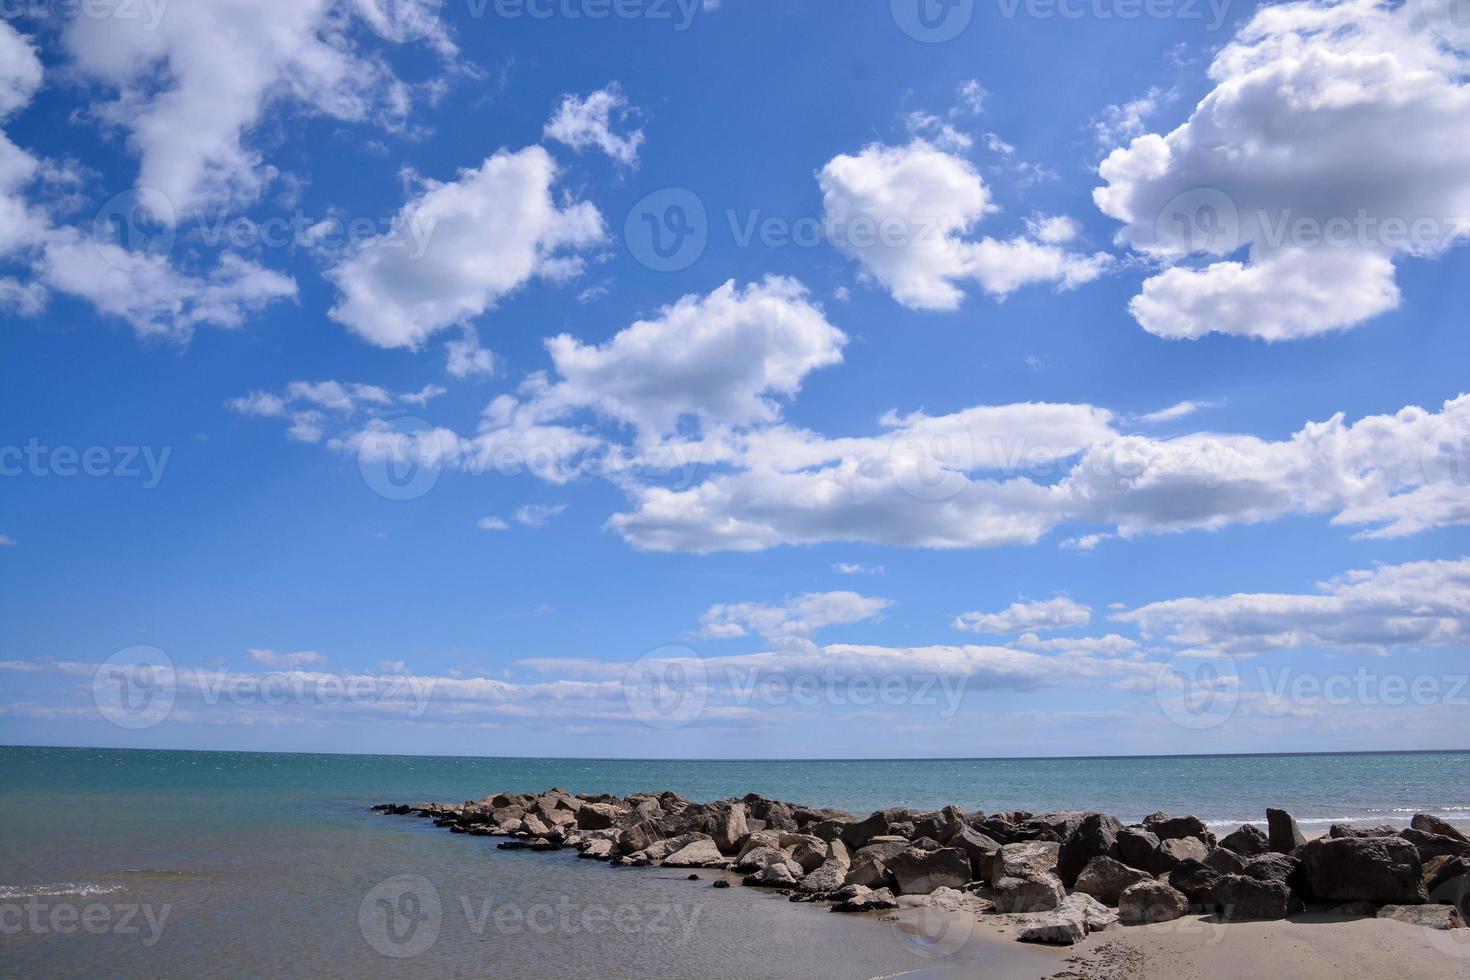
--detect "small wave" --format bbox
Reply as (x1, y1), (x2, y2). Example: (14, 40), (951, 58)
(0, 882), (126, 899)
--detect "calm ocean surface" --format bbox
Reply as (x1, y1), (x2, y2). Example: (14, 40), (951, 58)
(1, 746), (1466, 978)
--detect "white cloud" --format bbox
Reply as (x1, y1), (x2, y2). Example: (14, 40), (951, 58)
(538, 277), (846, 436)
(543, 83), (644, 167)
(446, 334), (497, 378)
(327, 146), (605, 349)
(1136, 399), (1220, 425)
(0, 533), (15, 547)
(61, 0), (431, 216)
(1117, 557), (1470, 655)
(477, 516), (510, 531)
(514, 503), (566, 527)
(227, 379), (444, 444)
(248, 648), (327, 669)
(0, 20), (42, 118)
(834, 562), (885, 576)
(954, 597), (1092, 634)
(819, 140), (1109, 311)
(699, 591), (893, 651)
(1095, 0), (1470, 340)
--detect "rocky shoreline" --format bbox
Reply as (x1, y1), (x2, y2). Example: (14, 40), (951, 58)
(372, 791), (1470, 947)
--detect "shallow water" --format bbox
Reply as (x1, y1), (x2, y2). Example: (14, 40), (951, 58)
(1, 746), (1465, 977)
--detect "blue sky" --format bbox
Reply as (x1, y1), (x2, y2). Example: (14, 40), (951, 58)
(2, 0), (1469, 758)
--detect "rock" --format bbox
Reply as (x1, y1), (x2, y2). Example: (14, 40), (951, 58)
(1243, 852), (1301, 888)
(617, 819), (666, 856)
(887, 847), (972, 894)
(578, 839), (614, 860)
(1118, 880), (1189, 924)
(1116, 827), (1165, 875)
(1017, 912), (1087, 945)
(1061, 892), (1119, 932)
(1159, 837), (1209, 868)
(993, 872), (1065, 913)
(1167, 860), (1222, 911)
(1215, 874), (1297, 920)
(1399, 828), (1470, 863)
(733, 846), (793, 873)
(1219, 824), (1270, 857)
(575, 803), (621, 831)
(949, 826), (1003, 881)
(781, 833), (829, 873)
(844, 840), (910, 889)
(1378, 905), (1466, 930)
(1424, 855), (1470, 894)
(1143, 813), (1216, 847)
(1266, 808), (1307, 853)
(1075, 856), (1150, 905)
(1331, 901), (1379, 916)
(1203, 846), (1248, 875)
(1299, 836), (1428, 904)
(798, 860), (849, 894)
(807, 819), (847, 843)
(912, 806), (967, 844)
(529, 838), (562, 851)
(910, 837), (941, 852)
(1329, 824), (1398, 839)
(743, 862), (801, 888)
(712, 880), (730, 889)
(705, 802), (750, 854)
(830, 885), (898, 912)
(1411, 814), (1468, 843)
(522, 815), (550, 837)
(992, 840), (1061, 883)
(664, 838), (727, 868)
(735, 831), (782, 861)
(1057, 813), (1124, 886)
(842, 811), (892, 850)
(643, 832), (714, 863)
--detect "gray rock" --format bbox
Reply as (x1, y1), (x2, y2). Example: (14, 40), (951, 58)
(1219, 824), (1270, 857)
(1057, 813), (1124, 886)
(1329, 824), (1398, 839)
(1167, 859), (1222, 910)
(1215, 874), (1297, 920)
(1119, 880), (1189, 924)
(887, 847), (972, 894)
(733, 846), (792, 873)
(992, 840), (1061, 883)
(1075, 856), (1150, 905)
(781, 833), (829, 873)
(830, 884), (898, 912)
(1059, 892), (1119, 932)
(1159, 837), (1209, 868)
(1378, 904), (1466, 930)
(1116, 827), (1165, 875)
(1016, 912), (1086, 945)
(842, 811), (893, 850)
(578, 839), (614, 860)
(665, 839), (727, 868)
(1203, 846), (1247, 875)
(993, 872), (1065, 913)
(949, 826), (1001, 881)
(1143, 813), (1216, 847)
(1299, 836), (1428, 904)
(1423, 854), (1470, 894)
(575, 802), (621, 831)
(1399, 827), (1470, 863)
(1267, 808), (1307, 853)
(1410, 814), (1468, 843)
(743, 861), (802, 888)
(643, 832), (713, 863)
(798, 860), (849, 894)
(1243, 852), (1301, 887)
(617, 819), (667, 855)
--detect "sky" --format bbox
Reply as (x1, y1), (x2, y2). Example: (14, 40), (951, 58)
(1, 0), (1469, 759)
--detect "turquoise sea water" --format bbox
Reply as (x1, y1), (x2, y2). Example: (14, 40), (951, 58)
(1, 746), (1466, 977)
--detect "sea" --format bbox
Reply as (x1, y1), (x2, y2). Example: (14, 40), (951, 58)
(1, 746), (1465, 978)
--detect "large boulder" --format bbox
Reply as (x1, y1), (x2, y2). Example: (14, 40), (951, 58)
(887, 847), (972, 894)
(1017, 893), (1117, 946)
(1167, 859), (1223, 911)
(1159, 837), (1209, 868)
(1299, 836), (1428, 904)
(841, 811), (893, 850)
(798, 859), (850, 894)
(1378, 905), (1467, 930)
(744, 862), (802, 888)
(844, 839), (912, 889)
(830, 884), (898, 912)
(1424, 854), (1470, 894)
(993, 872), (1065, 913)
(1143, 813), (1216, 847)
(1203, 846), (1248, 875)
(950, 826), (1003, 881)
(1215, 874), (1297, 920)
(733, 846), (792, 873)
(1057, 813), (1123, 886)
(643, 832), (713, 863)
(1411, 814), (1468, 843)
(1243, 852), (1302, 890)
(664, 838), (728, 868)
(575, 803), (621, 831)
(992, 840), (1061, 883)
(1075, 856), (1150, 905)
(1329, 824), (1398, 839)
(1116, 827), (1165, 875)
(1399, 828), (1470, 863)
(1219, 824), (1270, 857)
(780, 833), (829, 873)
(1266, 808), (1307, 853)
(912, 805), (967, 844)
(1118, 880), (1189, 924)
(677, 802), (748, 854)
(617, 819), (667, 855)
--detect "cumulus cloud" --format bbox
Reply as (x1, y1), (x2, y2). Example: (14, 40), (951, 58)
(543, 83), (644, 167)
(248, 648), (327, 669)
(1117, 557), (1470, 655)
(61, 0), (434, 216)
(514, 503), (566, 527)
(538, 277), (846, 436)
(227, 379), (434, 444)
(953, 597), (1092, 634)
(699, 591), (893, 651)
(819, 140), (1110, 311)
(1095, 0), (1470, 340)
(327, 146), (605, 349)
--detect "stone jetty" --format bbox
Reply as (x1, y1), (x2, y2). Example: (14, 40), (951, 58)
(372, 792), (1470, 945)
